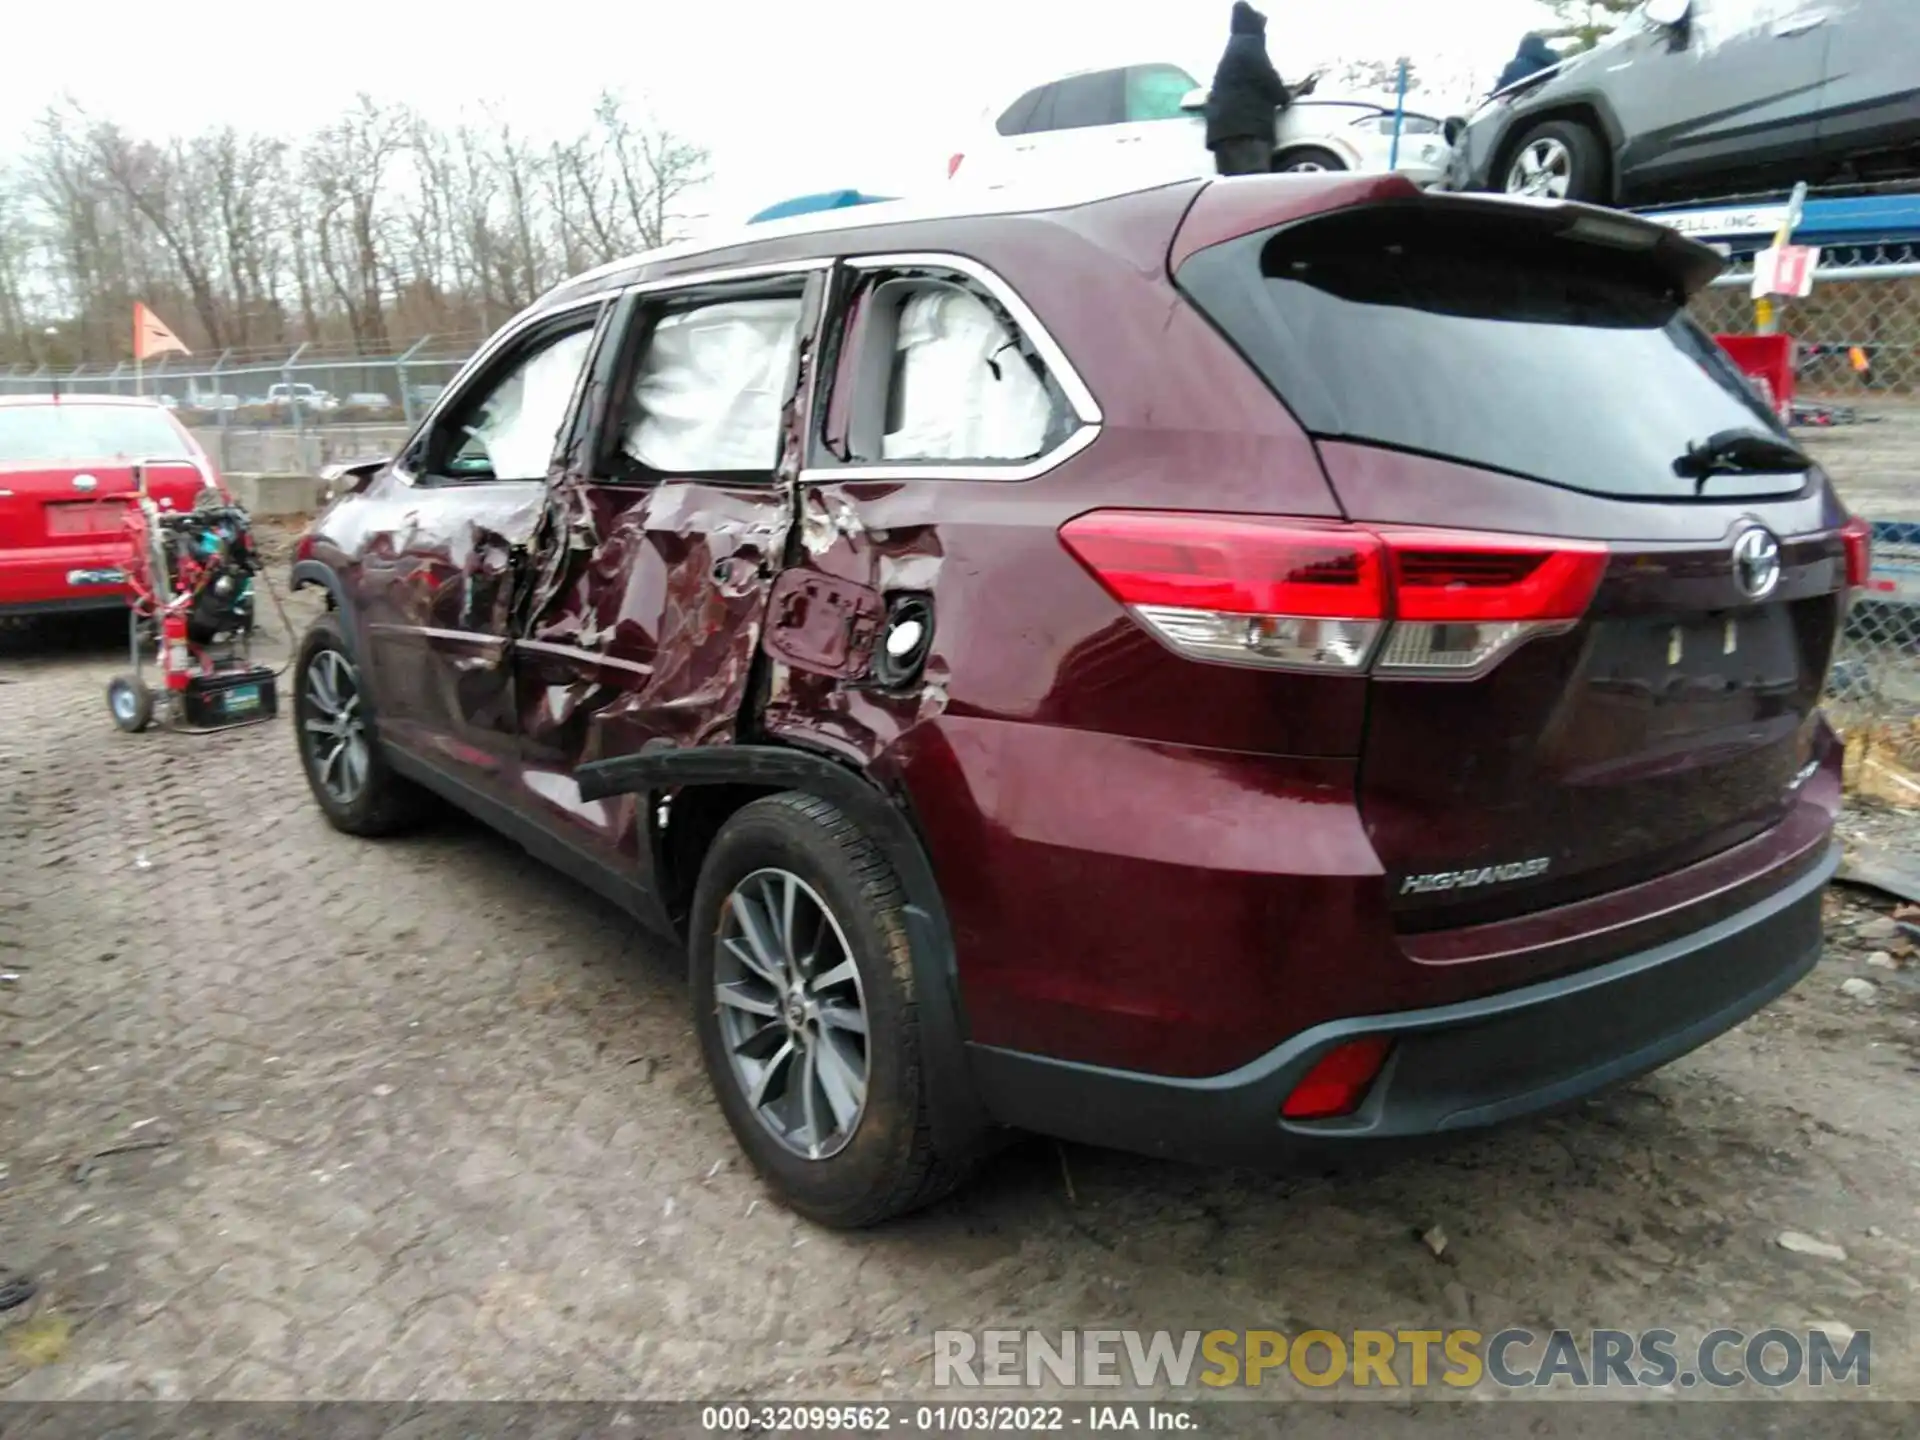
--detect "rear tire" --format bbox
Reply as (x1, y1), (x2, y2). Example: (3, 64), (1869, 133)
(1503, 119), (1607, 203)
(689, 792), (967, 1227)
(1276, 146), (1348, 174)
(106, 675), (153, 733)
(294, 612), (426, 836)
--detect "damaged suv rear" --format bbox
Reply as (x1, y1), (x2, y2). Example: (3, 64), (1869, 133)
(291, 174), (1860, 1226)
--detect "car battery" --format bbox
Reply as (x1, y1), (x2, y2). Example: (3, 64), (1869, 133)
(181, 665), (278, 729)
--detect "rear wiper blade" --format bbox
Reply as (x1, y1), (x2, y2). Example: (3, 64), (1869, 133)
(1673, 428), (1810, 492)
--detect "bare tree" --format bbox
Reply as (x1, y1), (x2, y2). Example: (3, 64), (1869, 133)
(305, 96), (408, 352)
(0, 88), (712, 366)
(592, 91), (711, 254)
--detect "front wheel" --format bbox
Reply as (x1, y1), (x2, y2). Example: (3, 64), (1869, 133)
(1503, 119), (1607, 202)
(689, 793), (967, 1227)
(293, 613), (426, 836)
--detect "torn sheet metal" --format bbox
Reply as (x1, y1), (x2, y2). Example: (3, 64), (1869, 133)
(763, 568), (884, 679)
(520, 479), (791, 754)
(761, 488), (950, 773)
(343, 479), (547, 773)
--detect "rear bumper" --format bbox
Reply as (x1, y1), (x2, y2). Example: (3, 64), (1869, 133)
(968, 841), (1835, 1167)
(0, 544), (129, 617)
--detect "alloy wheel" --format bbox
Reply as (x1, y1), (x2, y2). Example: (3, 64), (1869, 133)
(302, 648), (370, 805)
(1507, 138), (1573, 198)
(713, 867), (870, 1160)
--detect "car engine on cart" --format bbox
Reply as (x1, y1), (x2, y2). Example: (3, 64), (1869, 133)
(164, 501), (260, 644)
(107, 486), (280, 734)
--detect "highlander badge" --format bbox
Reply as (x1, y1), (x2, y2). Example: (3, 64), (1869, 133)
(1401, 858), (1550, 896)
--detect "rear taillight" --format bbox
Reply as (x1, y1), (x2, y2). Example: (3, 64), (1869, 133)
(1281, 1037), (1392, 1120)
(1056, 512), (1384, 671)
(1060, 510), (1608, 679)
(1841, 514), (1873, 591)
(947, 152), (965, 179)
(1376, 529), (1607, 676)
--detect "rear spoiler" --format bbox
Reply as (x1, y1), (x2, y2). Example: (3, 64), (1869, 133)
(1173, 177), (1727, 298)
(1431, 191), (1729, 297)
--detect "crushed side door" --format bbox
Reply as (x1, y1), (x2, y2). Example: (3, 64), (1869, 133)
(511, 270), (827, 868)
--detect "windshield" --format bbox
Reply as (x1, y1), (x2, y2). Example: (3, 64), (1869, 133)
(0, 404), (192, 465)
(1175, 204), (1792, 500)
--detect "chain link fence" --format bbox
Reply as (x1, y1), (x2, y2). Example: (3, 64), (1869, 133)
(1692, 248), (1920, 746)
(0, 340), (479, 475)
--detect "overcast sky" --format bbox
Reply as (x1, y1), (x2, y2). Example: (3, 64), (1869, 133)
(1, 0), (1556, 228)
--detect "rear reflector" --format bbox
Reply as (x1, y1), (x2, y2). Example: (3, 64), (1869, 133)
(1841, 514), (1872, 591)
(1281, 1037), (1392, 1120)
(1060, 510), (1609, 677)
(947, 152), (966, 179)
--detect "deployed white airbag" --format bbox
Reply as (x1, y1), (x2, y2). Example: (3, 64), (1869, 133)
(881, 288), (1055, 462)
(626, 298), (802, 472)
(475, 328), (594, 481)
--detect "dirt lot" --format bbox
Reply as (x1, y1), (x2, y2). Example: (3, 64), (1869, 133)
(3, 577), (1919, 1411)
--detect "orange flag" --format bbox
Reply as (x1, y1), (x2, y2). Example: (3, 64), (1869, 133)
(133, 302), (190, 361)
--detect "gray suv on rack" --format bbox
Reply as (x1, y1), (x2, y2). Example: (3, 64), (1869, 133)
(1447, 0), (1919, 205)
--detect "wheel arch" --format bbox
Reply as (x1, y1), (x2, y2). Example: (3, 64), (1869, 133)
(577, 742), (992, 1159)
(289, 558), (344, 610)
(1272, 138), (1360, 172)
(1494, 101), (1621, 202)
(289, 559), (380, 709)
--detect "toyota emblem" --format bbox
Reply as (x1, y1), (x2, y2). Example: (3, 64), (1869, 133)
(1732, 526), (1781, 601)
(72, 473), (98, 492)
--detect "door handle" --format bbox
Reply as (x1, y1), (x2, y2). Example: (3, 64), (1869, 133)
(1773, 12), (1827, 36)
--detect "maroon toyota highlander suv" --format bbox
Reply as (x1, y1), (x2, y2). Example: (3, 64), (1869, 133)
(292, 173), (1867, 1226)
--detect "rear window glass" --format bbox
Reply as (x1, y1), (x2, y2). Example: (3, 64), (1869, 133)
(0, 404), (191, 464)
(1176, 205), (1788, 500)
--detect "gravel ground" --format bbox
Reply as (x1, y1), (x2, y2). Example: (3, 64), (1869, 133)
(1801, 402), (1920, 523)
(2, 584), (1918, 1413)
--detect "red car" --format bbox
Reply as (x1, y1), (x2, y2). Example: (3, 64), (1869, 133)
(0, 394), (220, 619)
(292, 174), (1863, 1226)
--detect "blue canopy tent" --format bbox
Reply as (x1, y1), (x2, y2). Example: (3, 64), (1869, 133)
(749, 190), (894, 223)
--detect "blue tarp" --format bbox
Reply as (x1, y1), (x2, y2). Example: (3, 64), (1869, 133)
(749, 190), (893, 223)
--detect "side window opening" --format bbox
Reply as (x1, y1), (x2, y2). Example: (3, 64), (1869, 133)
(1050, 71), (1124, 131)
(995, 85), (1048, 137)
(611, 293), (805, 479)
(425, 321), (597, 485)
(1125, 64), (1200, 122)
(829, 272), (1075, 468)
